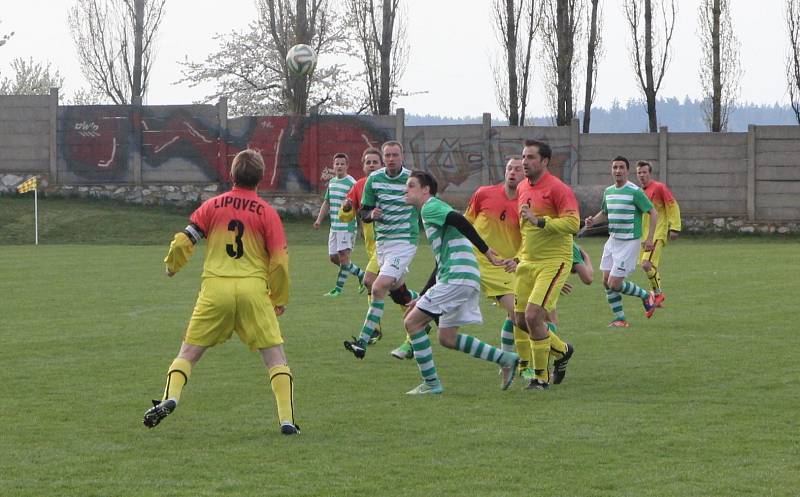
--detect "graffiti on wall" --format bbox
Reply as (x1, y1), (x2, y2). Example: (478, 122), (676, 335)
(58, 106), (394, 191)
(406, 131), (486, 193)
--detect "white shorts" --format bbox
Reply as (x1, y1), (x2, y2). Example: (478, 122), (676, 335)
(600, 237), (641, 277)
(328, 231), (355, 255)
(375, 240), (417, 281)
(416, 282), (482, 328)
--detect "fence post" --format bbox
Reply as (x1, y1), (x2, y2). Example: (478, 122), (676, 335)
(747, 125), (756, 221)
(395, 107), (405, 145)
(131, 95), (143, 186)
(49, 88), (58, 184)
(217, 97), (228, 183)
(570, 118), (579, 185)
(659, 126), (668, 183)
(483, 112), (492, 185)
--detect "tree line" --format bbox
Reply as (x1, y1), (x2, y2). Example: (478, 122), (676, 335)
(2, 0), (800, 131)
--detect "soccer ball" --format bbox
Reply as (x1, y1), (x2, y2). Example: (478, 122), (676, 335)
(286, 44), (317, 76)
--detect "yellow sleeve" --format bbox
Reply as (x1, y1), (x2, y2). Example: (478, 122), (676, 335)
(667, 200), (682, 232)
(164, 232), (196, 274)
(338, 203), (356, 222)
(268, 250), (290, 307)
(542, 215), (580, 235)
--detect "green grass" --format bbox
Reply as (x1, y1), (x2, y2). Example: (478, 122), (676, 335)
(0, 198), (798, 496)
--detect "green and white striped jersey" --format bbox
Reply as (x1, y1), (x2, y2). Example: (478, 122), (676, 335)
(421, 197), (481, 289)
(601, 181), (654, 240)
(362, 167), (419, 244)
(324, 175), (357, 233)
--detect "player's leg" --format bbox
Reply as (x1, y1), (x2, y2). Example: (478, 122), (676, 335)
(616, 240), (656, 318)
(641, 240), (665, 306)
(498, 293), (533, 383)
(235, 277), (299, 435)
(403, 305), (442, 394)
(260, 345), (299, 435)
(324, 231), (344, 296)
(601, 239), (629, 326)
(338, 233), (366, 291)
(144, 279), (235, 428)
(524, 262), (571, 388)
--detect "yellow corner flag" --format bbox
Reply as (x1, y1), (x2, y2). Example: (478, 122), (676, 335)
(17, 176), (38, 194)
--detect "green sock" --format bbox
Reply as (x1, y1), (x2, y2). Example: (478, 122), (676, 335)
(455, 333), (511, 365)
(410, 329), (438, 384)
(606, 288), (625, 321)
(357, 299), (384, 345)
(621, 280), (648, 299)
(500, 318), (515, 353)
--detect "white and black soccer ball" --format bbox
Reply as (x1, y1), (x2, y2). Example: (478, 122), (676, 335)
(286, 44), (317, 77)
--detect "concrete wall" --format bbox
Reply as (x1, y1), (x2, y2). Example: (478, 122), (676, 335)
(0, 92), (55, 178)
(1, 93), (799, 222)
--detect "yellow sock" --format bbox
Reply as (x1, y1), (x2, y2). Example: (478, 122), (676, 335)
(646, 266), (661, 293)
(548, 327), (567, 357)
(162, 357), (192, 402)
(513, 326), (533, 370)
(269, 365), (295, 425)
(532, 337), (551, 382)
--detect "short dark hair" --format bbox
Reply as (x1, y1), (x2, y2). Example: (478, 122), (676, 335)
(636, 160), (652, 172)
(612, 155), (630, 169)
(230, 149), (265, 188)
(381, 140), (404, 153)
(361, 147), (383, 164)
(523, 139), (551, 160)
(410, 170), (438, 196)
(333, 152), (349, 163)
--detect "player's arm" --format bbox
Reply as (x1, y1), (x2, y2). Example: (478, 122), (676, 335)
(314, 199), (329, 229)
(644, 207), (658, 248)
(444, 211), (489, 255)
(163, 223), (205, 276)
(264, 208), (290, 307)
(419, 264), (438, 297)
(574, 248), (594, 285)
(536, 187), (580, 235)
(663, 186), (682, 237)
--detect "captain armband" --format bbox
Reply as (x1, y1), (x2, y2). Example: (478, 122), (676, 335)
(183, 223), (206, 245)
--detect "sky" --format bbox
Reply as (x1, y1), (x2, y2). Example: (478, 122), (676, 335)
(0, 0), (792, 118)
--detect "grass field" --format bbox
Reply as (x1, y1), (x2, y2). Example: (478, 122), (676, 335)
(0, 198), (798, 496)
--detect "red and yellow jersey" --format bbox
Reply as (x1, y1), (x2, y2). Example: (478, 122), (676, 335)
(642, 180), (681, 243)
(464, 183), (521, 259)
(165, 187), (290, 306)
(338, 176), (375, 256)
(517, 172), (580, 264)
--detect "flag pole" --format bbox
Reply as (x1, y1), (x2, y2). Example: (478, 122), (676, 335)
(34, 187), (39, 245)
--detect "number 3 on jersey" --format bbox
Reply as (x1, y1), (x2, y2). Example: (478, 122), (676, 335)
(226, 219), (245, 259)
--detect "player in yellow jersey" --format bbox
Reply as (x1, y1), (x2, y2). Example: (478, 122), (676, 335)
(514, 140), (580, 389)
(142, 150), (299, 435)
(464, 157), (535, 386)
(636, 161), (681, 307)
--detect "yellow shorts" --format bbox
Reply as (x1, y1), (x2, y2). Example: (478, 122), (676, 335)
(365, 250), (379, 274)
(478, 259), (515, 298)
(639, 239), (664, 268)
(184, 277), (283, 351)
(513, 261), (570, 313)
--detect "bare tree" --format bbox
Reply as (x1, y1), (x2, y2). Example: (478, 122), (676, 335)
(180, 0), (357, 116)
(698, 0), (741, 132)
(787, 0), (800, 123)
(491, 0), (542, 126)
(349, 0), (408, 115)
(624, 0), (676, 132)
(68, 0), (166, 104)
(582, 0), (603, 132)
(0, 58), (64, 96)
(540, 0), (584, 126)
(0, 20), (12, 48)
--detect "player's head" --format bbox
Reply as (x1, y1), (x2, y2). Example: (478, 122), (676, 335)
(361, 147), (383, 175)
(405, 170), (437, 207)
(230, 149), (265, 189)
(522, 140), (551, 182)
(504, 156), (524, 189)
(381, 140), (404, 176)
(636, 160), (653, 186)
(611, 155), (630, 186)
(332, 153), (349, 178)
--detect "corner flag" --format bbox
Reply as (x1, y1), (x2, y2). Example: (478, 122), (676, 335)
(16, 176), (40, 245)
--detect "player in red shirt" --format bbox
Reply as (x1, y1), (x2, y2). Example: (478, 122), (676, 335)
(142, 149), (299, 435)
